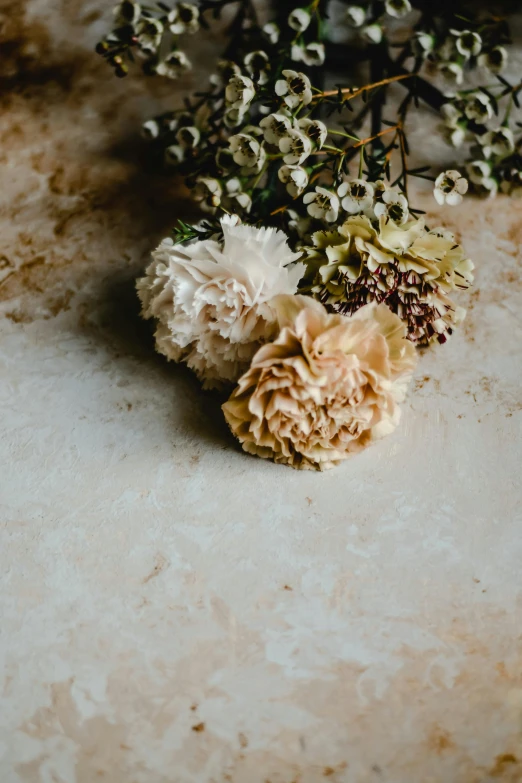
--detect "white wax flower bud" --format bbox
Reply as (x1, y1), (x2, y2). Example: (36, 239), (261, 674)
(294, 42), (325, 67)
(168, 3), (199, 35)
(193, 177), (222, 212)
(262, 22), (279, 44)
(345, 6), (366, 27)
(164, 145), (184, 165)
(278, 164), (309, 197)
(113, 0), (141, 26)
(338, 179), (374, 214)
(362, 24), (383, 44)
(155, 50), (191, 79)
(275, 70), (313, 109)
(288, 8), (311, 32)
(385, 0), (412, 18)
(464, 92), (493, 122)
(141, 119), (159, 139)
(297, 118), (327, 149)
(478, 46), (507, 74)
(467, 161), (497, 196)
(434, 170), (468, 206)
(450, 29), (482, 59)
(478, 127), (515, 158)
(303, 187), (340, 222)
(259, 113), (292, 145)
(229, 133), (264, 168)
(225, 74), (255, 111)
(278, 129), (312, 165)
(176, 125), (200, 148)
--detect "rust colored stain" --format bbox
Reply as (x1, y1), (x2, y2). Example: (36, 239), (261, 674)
(0, 1), (195, 324)
(428, 726), (455, 754)
(142, 553), (169, 584)
(489, 754), (520, 778)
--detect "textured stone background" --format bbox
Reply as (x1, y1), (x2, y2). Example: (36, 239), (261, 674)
(1, 2), (522, 782)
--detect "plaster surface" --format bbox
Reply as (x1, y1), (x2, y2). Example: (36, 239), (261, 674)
(1, 3), (522, 782)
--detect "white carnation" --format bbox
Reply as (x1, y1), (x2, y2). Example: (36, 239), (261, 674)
(137, 218), (304, 388)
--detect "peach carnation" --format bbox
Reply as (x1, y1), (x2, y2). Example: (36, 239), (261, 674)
(222, 295), (417, 470)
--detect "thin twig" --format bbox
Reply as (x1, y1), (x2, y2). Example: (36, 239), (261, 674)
(352, 125), (399, 149)
(313, 125), (398, 156)
(397, 124), (408, 200)
(314, 73), (414, 102)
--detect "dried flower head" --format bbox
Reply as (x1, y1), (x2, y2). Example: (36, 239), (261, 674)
(303, 215), (474, 345)
(222, 296), (417, 470)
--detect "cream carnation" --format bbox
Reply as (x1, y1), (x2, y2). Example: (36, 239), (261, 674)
(222, 296), (417, 471)
(137, 218), (304, 388)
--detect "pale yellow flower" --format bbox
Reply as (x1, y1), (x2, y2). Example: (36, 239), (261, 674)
(303, 215), (474, 345)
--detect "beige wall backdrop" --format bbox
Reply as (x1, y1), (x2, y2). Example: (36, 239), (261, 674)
(1, 2), (522, 782)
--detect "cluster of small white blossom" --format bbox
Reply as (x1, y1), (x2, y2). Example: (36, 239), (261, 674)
(345, 0), (413, 45)
(96, 0), (199, 77)
(416, 28), (507, 86)
(441, 90), (521, 198)
(139, 64), (472, 238)
(344, 0), (520, 191)
(346, 3), (509, 85)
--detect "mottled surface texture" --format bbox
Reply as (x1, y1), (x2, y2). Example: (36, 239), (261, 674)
(1, 3), (522, 782)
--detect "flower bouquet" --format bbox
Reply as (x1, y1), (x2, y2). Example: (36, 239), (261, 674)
(95, 0), (520, 469)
